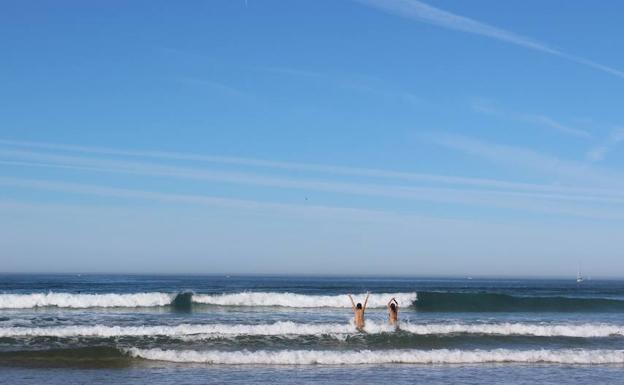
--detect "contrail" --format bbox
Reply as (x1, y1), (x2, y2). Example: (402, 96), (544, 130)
(357, 0), (624, 79)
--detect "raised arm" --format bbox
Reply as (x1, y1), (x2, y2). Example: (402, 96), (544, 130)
(362, 292), (370, 311)
(348, 294), (356, 310)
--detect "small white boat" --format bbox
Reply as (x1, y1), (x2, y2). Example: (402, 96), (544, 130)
(576, 265), (584, 283)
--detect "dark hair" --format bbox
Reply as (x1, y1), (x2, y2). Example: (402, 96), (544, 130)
(356, 303), (362, 309)
(390, 303), (396, 311)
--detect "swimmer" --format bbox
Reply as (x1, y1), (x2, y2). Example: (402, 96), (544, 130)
(348, 293), (369, 330)
(387, 297), (399, 326)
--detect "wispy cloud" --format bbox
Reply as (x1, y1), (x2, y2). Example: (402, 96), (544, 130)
(429, 132), (624, 189)
(256, 66), (425, 108)
(1, 138), (621, 197)
(525, 115), (591, 139)
(0, 173), (623, 222)
(177, 76), (251, 99)
(356, 0), (624, 79)
(472, 99), (591, 138)
(2, 141), (624, 220)
(471, 100), (623, 165)
(0, 176), (407, 223)
(586, 127), (624, 162)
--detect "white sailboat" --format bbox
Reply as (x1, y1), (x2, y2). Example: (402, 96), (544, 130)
(576, 265), (584, 283)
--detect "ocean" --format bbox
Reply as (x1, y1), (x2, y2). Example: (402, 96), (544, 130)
(1, 274), (624, 384)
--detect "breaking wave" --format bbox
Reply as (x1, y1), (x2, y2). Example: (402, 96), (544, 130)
(0, 321), (355, 338)
(192, 292), (417, 308)
(0, 292), (175, 309)
(2, 321), (623, 338)
(399, 322), (624, 338)
(0, 292), (416, 309)
(126, 347), (624, 365)
(5, 291), (624, 312)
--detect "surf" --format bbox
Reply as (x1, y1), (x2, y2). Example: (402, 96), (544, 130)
(0, 291), (417, 309)
(192, 292), (417, 308)
(5, 290), (624, 312)
(126, 347), (624, 365)
(0, 292), (175, 309)
(2, 321), (623, 338)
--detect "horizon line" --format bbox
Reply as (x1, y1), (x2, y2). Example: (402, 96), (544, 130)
(0, 271), (615, 280)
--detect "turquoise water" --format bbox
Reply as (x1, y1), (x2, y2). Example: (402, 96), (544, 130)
(1, 274), (624, 384)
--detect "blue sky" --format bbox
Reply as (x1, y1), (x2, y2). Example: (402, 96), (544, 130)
(1, 0), (623, 276)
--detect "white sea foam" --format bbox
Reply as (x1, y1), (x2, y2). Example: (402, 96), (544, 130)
(0, 292), (175, 309)
(0, 321), (355, 338)
(126, 348), (624, 365)
(396, 322), (624, 338)
(192, 292), (417, 308)
(0, 291), (416, 309)
(2, 321), (623, 338)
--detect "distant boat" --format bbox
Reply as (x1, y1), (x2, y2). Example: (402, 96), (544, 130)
(576, 265), (584, 283)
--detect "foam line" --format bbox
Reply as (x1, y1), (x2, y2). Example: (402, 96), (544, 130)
(0, 292), (175, 309)
(0, 292), (416, 309)
(0, 322), (354, 338)
(192, 292), (417, 308)
(397, 322), (624, 338)
(126, 348), (624, 364)
(2, 321), (623, 338)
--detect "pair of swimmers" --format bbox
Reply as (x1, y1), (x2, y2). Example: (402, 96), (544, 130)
(348, 293), (399, 329)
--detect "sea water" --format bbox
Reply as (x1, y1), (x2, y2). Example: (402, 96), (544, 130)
(1, 274), (623, 384)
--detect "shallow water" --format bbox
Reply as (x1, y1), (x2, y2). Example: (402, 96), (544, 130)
(4, 365), (624, 385)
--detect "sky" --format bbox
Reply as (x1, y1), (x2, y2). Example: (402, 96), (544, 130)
(1, 0), (623, 277)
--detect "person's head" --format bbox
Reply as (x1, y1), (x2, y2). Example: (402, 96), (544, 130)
(390, 303), (396, 311)
(356, 303), (362, 309)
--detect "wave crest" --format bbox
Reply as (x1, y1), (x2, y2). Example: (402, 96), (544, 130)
(3, 321), (623, 338)
(0, 292), (416, 309)
(0, 292), (174, 309)
(192, 292), (417, 308)
(126, 348), (624, 365)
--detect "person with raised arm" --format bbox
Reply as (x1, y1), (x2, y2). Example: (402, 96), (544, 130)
(348, 293), (370, 330)
(387, 297), (399, 326)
